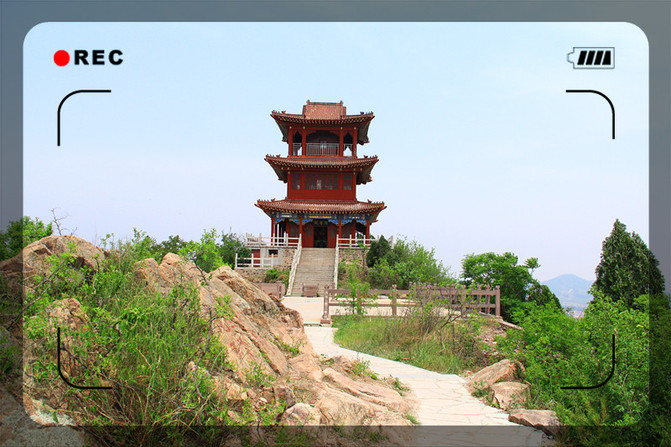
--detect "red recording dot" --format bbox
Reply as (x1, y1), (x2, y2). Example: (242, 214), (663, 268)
(54, 50), (70, 66)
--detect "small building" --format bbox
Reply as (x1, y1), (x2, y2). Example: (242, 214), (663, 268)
(256, 100), (386, 249)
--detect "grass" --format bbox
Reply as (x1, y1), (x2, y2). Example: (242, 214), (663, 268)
(332, 315), (492, 375)
(405, 412), (420, 425)
(16, 240), (268, 445)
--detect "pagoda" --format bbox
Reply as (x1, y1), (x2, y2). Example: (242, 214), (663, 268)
(256, 100), (385, 248)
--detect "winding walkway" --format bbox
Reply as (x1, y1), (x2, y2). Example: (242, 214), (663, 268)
(283, 298), (545, 446)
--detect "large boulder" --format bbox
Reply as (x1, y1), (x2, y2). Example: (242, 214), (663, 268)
(280, 403), (321, 425)
(0, 235), (105, 291)
(467, 359), (524, 393)
(488, 381), (530, 410)
(508, 409), (561, 436)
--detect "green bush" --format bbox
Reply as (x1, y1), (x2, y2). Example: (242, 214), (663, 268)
(0, 216), (53, 261)
(21, 239), (237, 443)
(263, 268), (289, 289)
(498, 297), (652, 443)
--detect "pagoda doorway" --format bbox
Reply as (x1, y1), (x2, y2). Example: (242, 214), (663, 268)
(313, 226), (328, 248)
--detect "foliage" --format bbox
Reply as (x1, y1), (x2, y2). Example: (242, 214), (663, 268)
(343, 264), (373, 316)
(497, 297), (653, 444)
(366, 235), (392, 267)
(244, 362), (275, 388)
(461, 252), (560, 323)
(364, 235), (455, 289)
(219, 232), (251, 267)
(594, 219), (665, 308)
(17, 238), (242, 444)
(178, 229), (225, 273)
(0, 216), (53, 261)
(105, 228), (250, 273)
(263, 268), (290, 289)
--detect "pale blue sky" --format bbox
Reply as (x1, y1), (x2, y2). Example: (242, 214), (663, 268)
(23, 22), (648, 281)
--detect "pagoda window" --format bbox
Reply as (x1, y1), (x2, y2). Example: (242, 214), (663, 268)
(292, 132), (302, 156)
(343, 174), (352, 191)
(343, 133), (354, 157)
(292, 173), (301, 190)
(324, 173), (338, 190)
(305, 173), (316, 190)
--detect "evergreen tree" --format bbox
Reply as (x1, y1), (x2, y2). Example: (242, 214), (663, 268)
(594, 219), (665, 307)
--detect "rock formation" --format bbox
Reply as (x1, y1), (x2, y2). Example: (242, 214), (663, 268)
(0, 236), (414, 445)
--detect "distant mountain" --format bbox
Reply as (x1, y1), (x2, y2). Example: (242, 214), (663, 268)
(542, 274), (594, 311)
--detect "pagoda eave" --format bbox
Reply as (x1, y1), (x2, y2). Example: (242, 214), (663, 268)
(256, 199), (386, 217)
(265, 155), (378, 184)
(271, 114), (373, 144)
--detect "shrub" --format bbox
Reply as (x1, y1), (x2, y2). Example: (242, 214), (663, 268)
(0, 216), (53, 261)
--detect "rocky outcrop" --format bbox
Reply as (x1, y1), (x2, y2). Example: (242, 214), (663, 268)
(508, 409), (561, 436)
(280, 403), (321, 425)
(488, 381), (530, 410)
(2, 235), (413, 444)
(467, 359), (524, 393)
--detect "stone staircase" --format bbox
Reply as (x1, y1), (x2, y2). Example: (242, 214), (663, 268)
(289, 248), (335, 297)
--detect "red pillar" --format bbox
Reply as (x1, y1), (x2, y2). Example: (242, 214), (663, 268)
(339, 128), (344, 157)
(288, 127), (292, 156)
(365, 220), (370, 240)
(302, 128), (307, 157)
(353, 127), (358, 157)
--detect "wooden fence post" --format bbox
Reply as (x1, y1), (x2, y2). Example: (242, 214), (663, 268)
(391, 284), (397, 317)
(321, 284), (331, 325)
(495, 285), (501, 316)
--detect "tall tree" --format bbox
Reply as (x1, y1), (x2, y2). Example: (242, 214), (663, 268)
(461, 252), (560, 322)
(594, 219), (665, 307)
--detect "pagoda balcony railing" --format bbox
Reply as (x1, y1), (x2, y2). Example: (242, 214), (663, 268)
(292, 142), (355, 157)
(306, 142), (339, 156)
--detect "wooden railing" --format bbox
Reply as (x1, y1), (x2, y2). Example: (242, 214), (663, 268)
(286, 235), (302, 296)
(336, 235), (372, 248)
(320, 283), (500, 324)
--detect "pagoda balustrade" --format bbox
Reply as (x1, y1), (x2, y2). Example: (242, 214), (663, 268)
(244, 234), (301, 248)
(291, 142), (356, 157)
(336, 234), (372, 248)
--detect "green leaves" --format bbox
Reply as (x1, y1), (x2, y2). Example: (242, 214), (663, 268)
(594, 219), (665, 308)
(460, 252), (560, 323)
(0, 216), (53, 261)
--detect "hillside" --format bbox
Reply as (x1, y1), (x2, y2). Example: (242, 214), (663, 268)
(542, 274), (593, 311)
(0, 235), (414, 446)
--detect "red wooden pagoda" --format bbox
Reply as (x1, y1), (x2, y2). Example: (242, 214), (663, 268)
(256, 100), (385, 248)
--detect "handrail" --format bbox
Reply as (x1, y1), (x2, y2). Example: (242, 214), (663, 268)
(287, 234), (302, 296)
(319, 283), (501, 324)
(336, 235), (373, 248)
(235, 255), (277, 269)
(334, 236), (340, 288)
(244, 234), (301, 248)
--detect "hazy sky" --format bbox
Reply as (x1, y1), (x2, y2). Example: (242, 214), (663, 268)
(23, 22), (648, 282)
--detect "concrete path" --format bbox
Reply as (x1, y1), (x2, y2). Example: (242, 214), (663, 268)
(283, 297), (546, 446)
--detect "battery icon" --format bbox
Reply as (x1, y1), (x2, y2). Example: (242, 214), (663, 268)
(567, 47), (615, 69)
